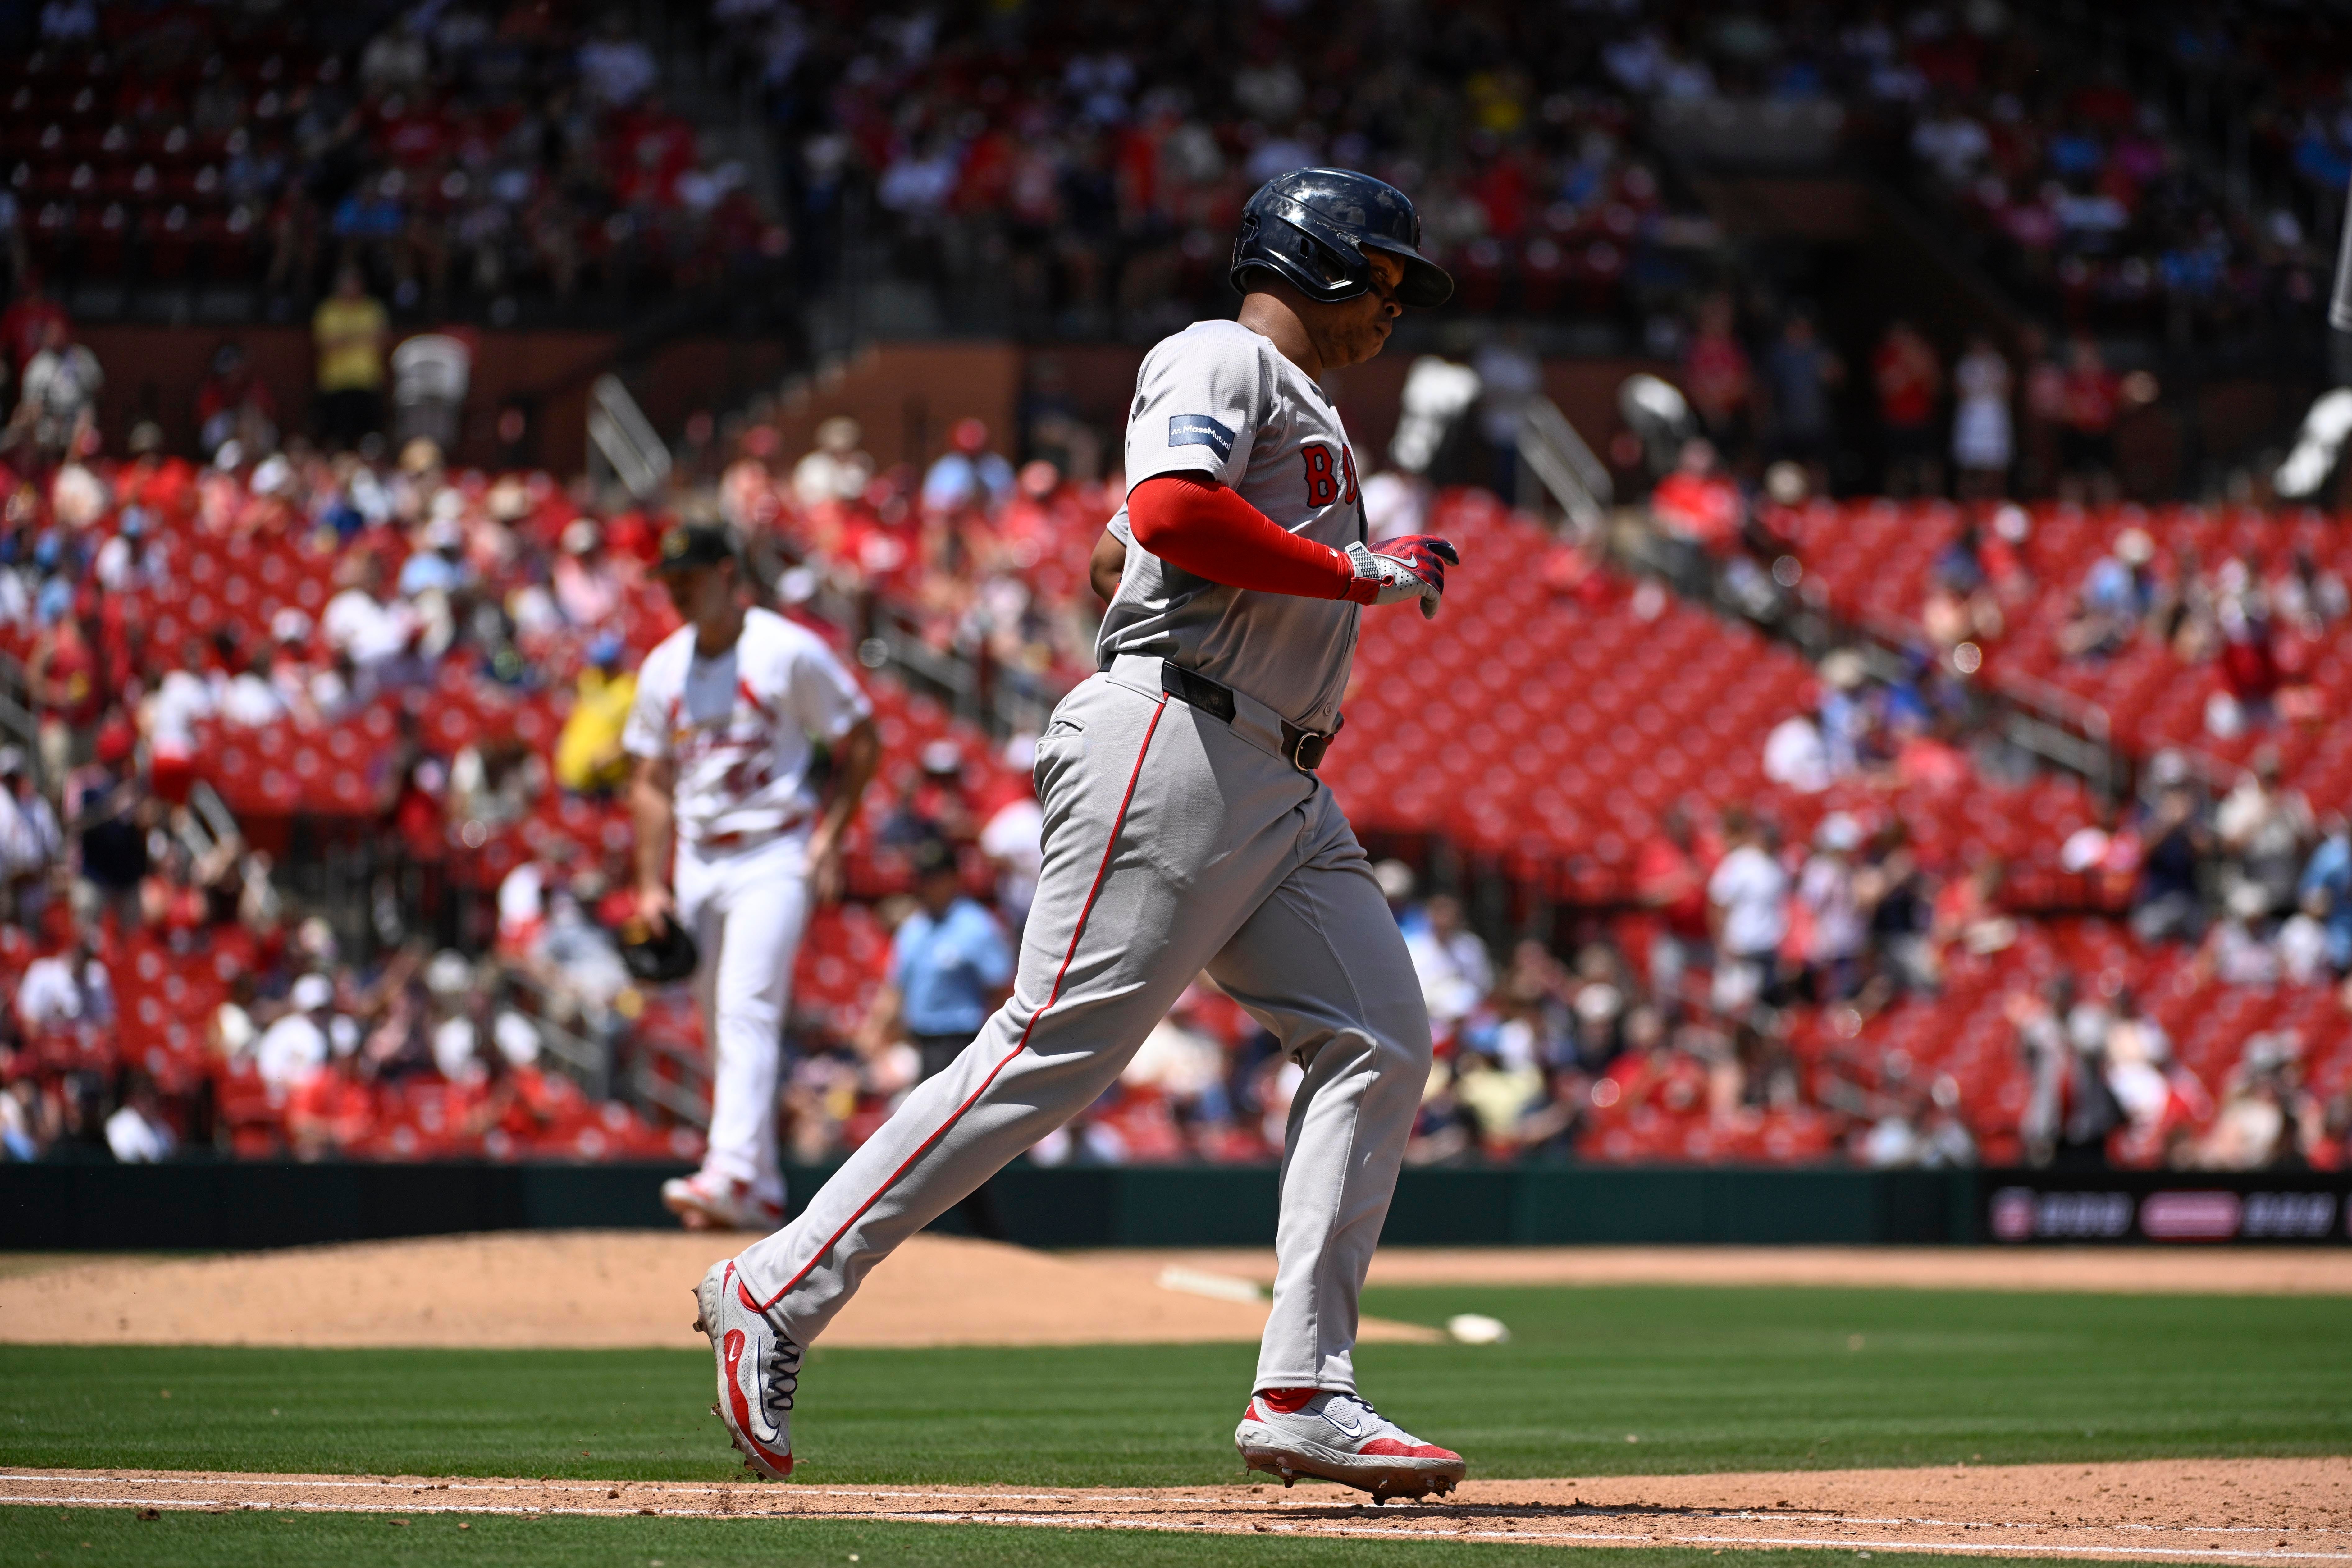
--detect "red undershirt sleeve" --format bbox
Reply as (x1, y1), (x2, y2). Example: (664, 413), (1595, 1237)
(1126, 473), (1355, 600)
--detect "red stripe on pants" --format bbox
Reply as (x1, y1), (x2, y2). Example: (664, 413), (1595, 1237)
(751, 695), (1169, 1310)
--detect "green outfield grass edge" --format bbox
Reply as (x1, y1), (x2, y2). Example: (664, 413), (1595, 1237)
(0, 1506), (2155, 1568)
(5, 1284), (2348, 1487)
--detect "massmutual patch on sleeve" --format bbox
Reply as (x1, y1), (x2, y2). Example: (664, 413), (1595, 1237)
(1167, 414), (1235, 463)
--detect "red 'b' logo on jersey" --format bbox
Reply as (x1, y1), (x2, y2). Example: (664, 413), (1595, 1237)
(1302, 444), (1358, 509)
(1302, 446), (1338, 506)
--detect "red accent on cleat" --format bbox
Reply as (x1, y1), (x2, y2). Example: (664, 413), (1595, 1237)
(719, 1324), (794, 1478)
(1254, 1387), (1318, 1414)
(1361, 1438), (1460, 1460)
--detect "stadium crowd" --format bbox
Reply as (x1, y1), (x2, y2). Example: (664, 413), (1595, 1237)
(3, 0), (782, 316)
(0, 392), (2333, 1175)
(0, 0), (2328, 396)
(0, 0), (2347, 1176)
(4, 349), (2344, 1174)
(1867, 9), (2321, 355)
(710, 0), (1710, 335)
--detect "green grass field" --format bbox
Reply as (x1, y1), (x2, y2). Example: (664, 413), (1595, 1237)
(5, 1281), (2347, 1565)
(3, 1509), (2121, 1568)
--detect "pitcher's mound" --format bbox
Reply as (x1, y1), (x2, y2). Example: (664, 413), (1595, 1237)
(0, 1230), (1439, 1350)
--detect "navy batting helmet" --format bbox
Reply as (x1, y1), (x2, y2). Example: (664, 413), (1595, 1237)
(1229, 167), (1453, 309)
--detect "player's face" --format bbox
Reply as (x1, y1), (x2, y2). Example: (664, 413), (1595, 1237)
(661, 561), (733, 627)
(1311, 251), (1406, 371)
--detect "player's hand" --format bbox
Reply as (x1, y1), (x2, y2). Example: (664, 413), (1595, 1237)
(1342, 536), (1460, 619)
(636, 884), (676, 935)
(808, 826), (847, 903)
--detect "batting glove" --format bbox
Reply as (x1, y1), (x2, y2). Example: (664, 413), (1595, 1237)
(1342, 536), (1460, 619)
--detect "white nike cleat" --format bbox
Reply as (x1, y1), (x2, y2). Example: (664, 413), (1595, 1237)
(692, 1258), (801, 1479)
(1235, 1388), (1466, 1502)
(663, 1172), (784, 1232)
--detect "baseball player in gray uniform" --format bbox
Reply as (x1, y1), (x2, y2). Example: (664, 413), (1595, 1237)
(694, 168), (1468, 1502)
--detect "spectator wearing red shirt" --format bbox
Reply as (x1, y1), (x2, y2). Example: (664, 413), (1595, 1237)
(1649, 437), (1743, 552)
(2017, 326), (2068, 498)
(194, 342), (280, 460)
(1680, 294), (1752, 454)
(610, 97), (697, 209)
(30, 614), (104, 780)
(288, 1044), (376, 1160)
(0, 274), (66, 377)
(2057, 332), (2120, 500)
(2214, 563), (2281, 726)
(1872, 319), (1943, 496)
(1636, 800), (1718, 1005)
(115, 421), (199, 522)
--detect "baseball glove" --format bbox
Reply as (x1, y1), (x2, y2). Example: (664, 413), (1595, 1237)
(618, 912), (700, 984)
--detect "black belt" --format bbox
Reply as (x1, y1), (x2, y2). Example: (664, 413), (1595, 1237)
(1158, 661), (1337, 773)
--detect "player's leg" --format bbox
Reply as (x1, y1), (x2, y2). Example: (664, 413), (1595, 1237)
(1209, 802), (1429, 1395)
(699, 836), (809, 1216)
(1209, 798), (1462, 1499)
(667, 838), (805, 1229)
(732, 677), (1278, 1342)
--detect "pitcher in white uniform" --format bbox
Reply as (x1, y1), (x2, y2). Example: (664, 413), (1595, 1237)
(692, 169), (1473, 1502)
(626, 523), (880, 1231)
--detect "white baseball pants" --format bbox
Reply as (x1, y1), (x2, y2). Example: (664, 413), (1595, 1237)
(736, 666), (1431, 1394)
(676, 828), (811, 1211)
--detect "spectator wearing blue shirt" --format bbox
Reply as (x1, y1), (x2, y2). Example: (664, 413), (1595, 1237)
(919, 418), (1016, 516)
(2301, 816), (2352, 974)
(866, 836), (1013, 1234)
(398, 513), (469, 598)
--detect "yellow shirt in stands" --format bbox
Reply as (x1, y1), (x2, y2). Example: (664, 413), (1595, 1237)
(555, 667), (638, 793)
(312, 295), (388, 392)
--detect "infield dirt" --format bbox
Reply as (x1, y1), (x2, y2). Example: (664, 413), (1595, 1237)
(0, 1231), (1448, 1348)
(7, 1457), (2345, 1560)
(5, 1233), (2347, 1349)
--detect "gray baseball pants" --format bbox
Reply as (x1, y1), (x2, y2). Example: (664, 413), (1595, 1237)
(735, 658), (1431, 1393)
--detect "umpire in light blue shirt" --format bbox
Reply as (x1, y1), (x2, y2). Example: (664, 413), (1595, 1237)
(868, 835), (1015, 1235)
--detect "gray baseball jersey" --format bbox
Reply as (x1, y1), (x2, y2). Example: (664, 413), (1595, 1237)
(1099, 319), (1367, 734)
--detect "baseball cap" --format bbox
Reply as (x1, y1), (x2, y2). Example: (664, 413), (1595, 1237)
(911, 836), (958, 880)
(653, 522), (739, 574)
(424, 949), (473, 997)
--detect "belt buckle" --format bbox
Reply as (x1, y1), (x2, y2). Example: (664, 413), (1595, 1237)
(1283, 722), (1330, 774)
